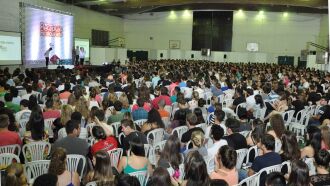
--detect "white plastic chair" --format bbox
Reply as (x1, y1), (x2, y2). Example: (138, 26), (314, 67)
(60, 99), (68, 105)
(22, 142), (51, 162)
(129, 170), (149, 186)
(0, 153), (20, 167)
(134, 119), (147, 128)
(171, 126), (188, 141)
(289, 114), (310, 137)
(0, 144), (21, 156)
(305, 157), (316, 176)
(85, 182), (96, 186)
(275, 139), (282, 153)
(24, 160), (50, 184)
(115, 91), (124, 98)
(66, 154), (86, 180)
(167, 163), (185, 180)
(196, 123), (207, 133)
(281, 110), (295, 129)
(144, 144), (157, 165)
(161, 117), (170, 129)
(19, 118), (29, 136)
(293, 109), (308, 123)
(237, 171), (260, 186)
(154, 140), (167, 152)
(44, 118), (57, 138)
(236, 148), (248, 169)
(254, 107), (267, 120)
(239, 130), (250, 138)
(206, 156), (215, 174)
(147, 128), (164, 145)
(118, 132), (125, 145)
(164, 105), (172, 116)
(107, 148), (123, 167)
(258, 164), (282, 174)
(222, 99), (234, 108)
(245, 145), (259, 164)
(110, 121), (121, 137)
(281, 161), (291, 174)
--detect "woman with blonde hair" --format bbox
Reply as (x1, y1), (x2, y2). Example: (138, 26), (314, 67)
(48, 147), (80, 186)
(52, 93), (62, 110)
(61, 105), (74, 126)
(75, 97), (89, 121)
(67, 94), (76, 109)
(119, 93), (131, 113)
(267, 113), (286, 140)
(184, 130), (208, 157)
(84, 150), (115, 185)
(320, 125), (330, 150)
(5, 163), (28, 186)
(188, 91), (199, 110)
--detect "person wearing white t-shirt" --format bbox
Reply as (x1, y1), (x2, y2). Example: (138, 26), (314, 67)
(246, 88), (256, 111)
(79, 47), (85, 65)
(207, 124), (228, 158)
(44, 47), (52, 67)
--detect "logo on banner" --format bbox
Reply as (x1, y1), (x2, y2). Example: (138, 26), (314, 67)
(40, 22), (63, 37)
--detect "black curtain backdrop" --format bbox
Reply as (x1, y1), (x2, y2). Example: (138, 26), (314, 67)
(192, 11), (233, 51)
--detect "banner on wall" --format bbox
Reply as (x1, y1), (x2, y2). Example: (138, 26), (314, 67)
(21, 4), (73, 68)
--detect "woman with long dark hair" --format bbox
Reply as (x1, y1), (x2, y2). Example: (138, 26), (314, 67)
(194, 108), (205, 124)
(84, 150), (115, 185)
(141, 108), (164, 134)
(158, 135), (182, 169)
(172, 151), (210, 186)
(146, 167), (171, 186)
(280, 131), (300, 161)
(301, 126), (322, 158)
(288, 160), (310, 186)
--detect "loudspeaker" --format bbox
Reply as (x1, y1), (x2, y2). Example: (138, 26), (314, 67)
(224, 54), (227, 59)
(160, 53), (163, 58)
(191, 54), (194, 59)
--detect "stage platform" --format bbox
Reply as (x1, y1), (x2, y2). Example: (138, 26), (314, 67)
(47, 65), (75, 69)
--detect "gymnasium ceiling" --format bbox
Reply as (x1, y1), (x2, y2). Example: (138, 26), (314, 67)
(56, 0), (328, 16)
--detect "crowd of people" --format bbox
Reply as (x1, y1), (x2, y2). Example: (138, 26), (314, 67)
(0, 59), (330, 186)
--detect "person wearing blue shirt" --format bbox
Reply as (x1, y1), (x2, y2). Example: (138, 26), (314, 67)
(132, 98), (148, 121)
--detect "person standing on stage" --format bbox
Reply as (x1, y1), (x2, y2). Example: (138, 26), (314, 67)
(75, 46), (80, 65)
(79, 47), (85, 65)
(44, 47), (52, 67)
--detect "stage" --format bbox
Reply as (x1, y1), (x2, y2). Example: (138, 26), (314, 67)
(47, 65), (75, 69)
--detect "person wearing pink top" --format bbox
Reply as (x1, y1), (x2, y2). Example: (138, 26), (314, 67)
(152, 87), (172, 109)
(169, 81), (179, 96)
(0, 114), (22, 147)
(59, 83), (71, 100)
(210, 145), (238, 185)
(131, 102), (152, 112)
(43, 100), (61, 120)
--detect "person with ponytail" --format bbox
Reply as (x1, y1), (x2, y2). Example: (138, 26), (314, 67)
(5, 163), (28, 186)
(184, 130), (208, 157)
(210, 145), (238, 185)
(91, 125), (118, 156)
(48, 147), (80, 186)
(84, 150), (115, 185)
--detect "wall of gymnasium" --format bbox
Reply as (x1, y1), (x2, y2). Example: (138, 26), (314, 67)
(124, 10), (325, 64)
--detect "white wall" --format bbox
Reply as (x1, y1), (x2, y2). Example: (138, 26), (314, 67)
(124, 11), (193, 50)
(124, 10), (325, 65)
(91, 47), (127, 65)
